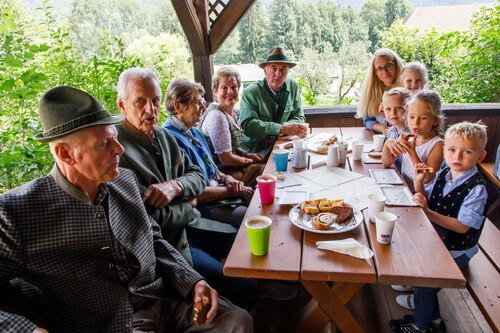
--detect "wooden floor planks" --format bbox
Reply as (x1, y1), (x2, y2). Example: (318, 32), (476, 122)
(250, 283), (493, 333)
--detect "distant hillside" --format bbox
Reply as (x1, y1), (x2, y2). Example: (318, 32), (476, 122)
(261, 0), (494, 8)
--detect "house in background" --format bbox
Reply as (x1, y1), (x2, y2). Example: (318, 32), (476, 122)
(404, 3), (490, 31)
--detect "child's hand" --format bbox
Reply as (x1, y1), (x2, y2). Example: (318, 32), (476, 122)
(413, 192), (428, 210)
(413, 162), (428, 182)
(386, 138), (407, 156)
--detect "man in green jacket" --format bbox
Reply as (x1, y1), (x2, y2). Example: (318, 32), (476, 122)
(239, 47), (308, 157)
(115, 67), (258, 311)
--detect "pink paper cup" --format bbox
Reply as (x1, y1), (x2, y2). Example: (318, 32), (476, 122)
(257, 174), (277, 205)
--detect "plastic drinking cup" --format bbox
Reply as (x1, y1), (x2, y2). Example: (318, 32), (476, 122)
(375, 212), (397, 244)
(373, 134), (385, 152)
(257, 174), (277, 205)
(273, 149), (289, 172)
(367, 193), (387, 223)
(245, 216), (272, 256)
(352, 142), (364, 161)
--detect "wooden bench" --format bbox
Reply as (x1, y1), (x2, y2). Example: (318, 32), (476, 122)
(464, 218), (500, 333)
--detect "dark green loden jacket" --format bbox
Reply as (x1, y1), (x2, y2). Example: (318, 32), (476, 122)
(239, 77), (305, 156)
(117, 120), (234, 265)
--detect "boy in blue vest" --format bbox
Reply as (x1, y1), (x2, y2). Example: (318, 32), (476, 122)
(390, 121), (489, 333)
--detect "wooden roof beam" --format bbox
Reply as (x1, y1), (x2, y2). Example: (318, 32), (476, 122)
(171, 0), (209, 56)
(210, 0), (256, 54)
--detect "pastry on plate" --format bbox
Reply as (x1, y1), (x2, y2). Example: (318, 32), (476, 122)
(316, 135), (338, 153)
(312, 212), (337, 230)
(301, 200), (319, 215)
(329, 199), (345, 207)
(317, 200), (333, 212)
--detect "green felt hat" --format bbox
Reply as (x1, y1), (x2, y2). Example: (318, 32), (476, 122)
(34, 86), (123, 143)
(258, 47), (296, 69)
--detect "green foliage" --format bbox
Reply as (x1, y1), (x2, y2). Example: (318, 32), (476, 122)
(381, 4), (499, 103)
(0, 0), (176, 192)
(295, 48), (334, 105)
(384, 0), (412, 27)
(238, 1), (269, 63)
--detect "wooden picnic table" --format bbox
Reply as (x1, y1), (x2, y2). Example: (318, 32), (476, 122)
(224, 127), (466, 333)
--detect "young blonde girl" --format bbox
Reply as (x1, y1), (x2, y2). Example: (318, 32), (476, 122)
(357, 48), (404, 135)
(382, 90), (445, 191)
(400, 62), (428, 96)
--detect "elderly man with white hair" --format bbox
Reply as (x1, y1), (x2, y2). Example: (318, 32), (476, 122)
(0, 86), (252, 332)
(115, 67), (258, 311)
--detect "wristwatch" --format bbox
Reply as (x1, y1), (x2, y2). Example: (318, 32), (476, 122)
(175, 179), (185, 197)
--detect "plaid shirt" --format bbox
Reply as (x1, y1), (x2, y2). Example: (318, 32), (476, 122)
(0, 166), (202, 332)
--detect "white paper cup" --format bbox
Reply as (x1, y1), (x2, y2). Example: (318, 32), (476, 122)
(326, 144), (339, 167)
(292, 139), (305, 150)
(352, 142), (364, 161)
(292, 148), (308, 168)
(375, 212), (397, 244)
(373, 134), (385, 152)
(367, 193), (386, 223)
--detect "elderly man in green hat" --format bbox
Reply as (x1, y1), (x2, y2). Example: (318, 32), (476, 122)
(0, 86), (252, 332)
(239, 46), (308, 157)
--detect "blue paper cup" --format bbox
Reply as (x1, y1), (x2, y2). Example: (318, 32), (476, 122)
(273, 149), (289, 172)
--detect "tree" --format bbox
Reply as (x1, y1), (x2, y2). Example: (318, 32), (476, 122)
(384, 0), (412, 28)
(335, 41), (371, 104)
(361, 0), (385, 52)
(238, 1), (268, 63)
(381, 4), (499, 103)
(268, 0), (298, 55)
(214, 28), (242, 65)
(295, 48), (334, 105)
(341, 6), (369, 44)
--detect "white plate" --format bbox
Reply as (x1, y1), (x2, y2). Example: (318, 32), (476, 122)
(288, 204), (363, 234)
(306, 139), (329, 154)
(278, 191), (310, 205)
(369, 169), (403, 185)
(379, 186), (418, 206)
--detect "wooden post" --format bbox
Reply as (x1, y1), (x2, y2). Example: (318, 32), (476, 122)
(193, 54), (214, 102)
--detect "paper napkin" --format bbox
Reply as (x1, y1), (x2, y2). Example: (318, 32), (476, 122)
(276, 173), (303, 189)
(316, 238), (374, 259)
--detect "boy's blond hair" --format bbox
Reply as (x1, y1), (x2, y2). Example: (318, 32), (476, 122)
(445, 121), (488, 150)
(382, 87), (411, 109)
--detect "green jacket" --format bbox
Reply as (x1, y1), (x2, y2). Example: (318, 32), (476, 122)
(117, 120), (233, 264)
(239, 77), (305, 156)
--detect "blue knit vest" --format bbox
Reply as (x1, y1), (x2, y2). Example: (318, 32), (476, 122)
(428, 167), (487, 251)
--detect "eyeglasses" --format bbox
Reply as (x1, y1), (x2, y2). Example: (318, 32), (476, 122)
(375, 61), (395, 74)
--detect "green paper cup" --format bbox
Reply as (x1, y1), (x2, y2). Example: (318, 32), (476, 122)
(245, 216), (272, 256)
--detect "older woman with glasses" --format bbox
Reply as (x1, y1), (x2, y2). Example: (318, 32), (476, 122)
(356, 48), (404, 135)
(198, 66), (265, 187)
(162, 78), (253, 228)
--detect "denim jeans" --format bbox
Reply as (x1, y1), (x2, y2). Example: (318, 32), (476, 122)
(413, 254), (471, 329)
(190, 246), (258, 311)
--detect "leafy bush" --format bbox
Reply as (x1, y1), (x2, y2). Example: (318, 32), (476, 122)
(0, 1), (153, 192)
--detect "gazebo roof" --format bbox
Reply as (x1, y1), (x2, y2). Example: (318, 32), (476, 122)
(171, 0), (257, 100)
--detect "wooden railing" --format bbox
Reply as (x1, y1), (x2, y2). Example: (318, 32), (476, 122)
(304, 103), (500, 163)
